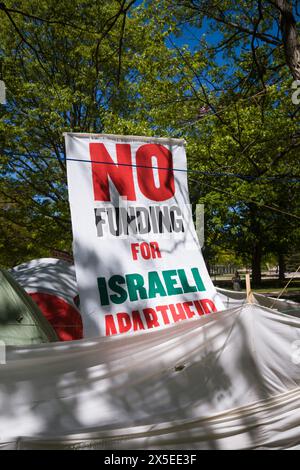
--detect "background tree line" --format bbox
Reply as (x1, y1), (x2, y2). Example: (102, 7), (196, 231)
(0, 0), (299, 285)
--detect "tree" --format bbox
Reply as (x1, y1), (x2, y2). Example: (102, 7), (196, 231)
(164, 0), (300, 81)
(0, 0), (299, 284)
(0, 0), (158, 265)
(137, 0), (300, 284)
(186, 82), (300, 285)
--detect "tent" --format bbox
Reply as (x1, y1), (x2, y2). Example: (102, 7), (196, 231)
(0, 269), (58, 346)
(1, 302), (300, 449)
(10, 259), (83, 341)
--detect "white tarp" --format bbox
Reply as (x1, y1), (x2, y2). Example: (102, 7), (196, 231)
(217, 287), (300, 317)
(1, 303), (300, 450)
(64, 133), (224, 337)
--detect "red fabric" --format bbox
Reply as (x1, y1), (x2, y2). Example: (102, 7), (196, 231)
(29, 292), (83, 341)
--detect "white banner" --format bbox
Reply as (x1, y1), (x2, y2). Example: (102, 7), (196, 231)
(65, 133), (224, 337)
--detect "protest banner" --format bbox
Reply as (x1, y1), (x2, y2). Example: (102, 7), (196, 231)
(65, 133), (224, 336)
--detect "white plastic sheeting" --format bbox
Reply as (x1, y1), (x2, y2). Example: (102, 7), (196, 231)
(1, 303), (300, 450)
(217, 287), (300, 317)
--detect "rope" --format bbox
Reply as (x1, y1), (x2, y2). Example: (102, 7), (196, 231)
(65, 158), (300, 219)
(3, 153), (300, 219)
(65, 157), (300, 183)
(3, 155), (300, 220)
(5, 152), (300, 182)
(270, 265), (300, 308)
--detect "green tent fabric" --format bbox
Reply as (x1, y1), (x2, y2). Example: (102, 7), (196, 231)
(0, 269), (58, 345)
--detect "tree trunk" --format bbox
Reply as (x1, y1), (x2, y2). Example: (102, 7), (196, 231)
(251, 242), (262, 286)
(272, 0), (300, 80)
(278, 252), (286, 281)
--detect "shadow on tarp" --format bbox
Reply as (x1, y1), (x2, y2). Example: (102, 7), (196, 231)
(1, 301), (297, 449)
